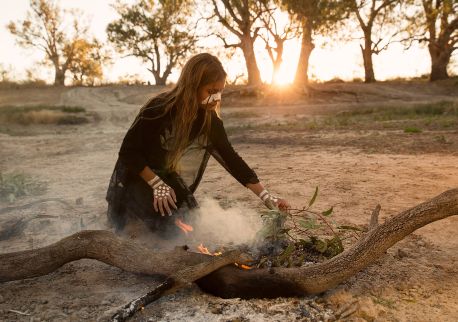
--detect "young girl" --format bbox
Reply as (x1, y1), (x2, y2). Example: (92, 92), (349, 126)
(106, 53), (289, 235)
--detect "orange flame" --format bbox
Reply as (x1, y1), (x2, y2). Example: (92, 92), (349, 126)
(175, 218), (193, 235)
(197, 243), (222, 256)
(197, 243), (211, 255)
(234, 262), (253, 270)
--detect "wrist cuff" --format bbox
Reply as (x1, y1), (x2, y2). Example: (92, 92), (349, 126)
(147, 176), (162, 188)
(259, 189), (270, 201)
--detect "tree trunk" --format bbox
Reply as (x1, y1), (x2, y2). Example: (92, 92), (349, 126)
(1, 189), (457, 300)
(361, 32), (376, 83)
(54, 67), (66, 86)
(240, 36), (262, 86)
(155, 77), (167, 86)
(149, 68), (167, 86)
(294, 18), (314, 87)
(270, 39), (284, 84)
(429, 42), (451, 81)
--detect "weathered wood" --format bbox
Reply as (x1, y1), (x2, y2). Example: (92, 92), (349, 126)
(0, 230), (245, 283)
(109, 249), (248, 322)
(110, 277), (175, 322)
(369, 204), (381, 230)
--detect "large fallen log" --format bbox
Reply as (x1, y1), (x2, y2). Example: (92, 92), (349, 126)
(0, 188), (457, 301)
(0, 231), (246, 283)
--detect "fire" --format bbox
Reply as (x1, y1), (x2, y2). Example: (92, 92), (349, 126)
(174, 218), (193, 235)
(197, 243), (251, 270)
(197, 243), (211, 255)
(174, 221), (251, 269)
(234, 262), (254, 270)
(197, 243), (222, 256)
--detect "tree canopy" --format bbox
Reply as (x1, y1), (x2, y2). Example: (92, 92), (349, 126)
(7, 0), (102, 86)
(107, 0), (198, 85)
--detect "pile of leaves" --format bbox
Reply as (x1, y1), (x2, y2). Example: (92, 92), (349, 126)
(252, 187), (366, 269)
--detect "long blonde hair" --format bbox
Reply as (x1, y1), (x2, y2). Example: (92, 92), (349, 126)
(134, 53), (227, 171)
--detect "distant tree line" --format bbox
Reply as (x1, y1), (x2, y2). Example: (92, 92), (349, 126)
(7, 0), (457, 86)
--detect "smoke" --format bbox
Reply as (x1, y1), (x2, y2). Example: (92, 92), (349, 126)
(190, 197), (263, 248)
(118, 197), (264, 252)
(0, 196), (265, 255)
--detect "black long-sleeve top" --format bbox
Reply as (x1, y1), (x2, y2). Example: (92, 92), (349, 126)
(117, 96), (259, 190)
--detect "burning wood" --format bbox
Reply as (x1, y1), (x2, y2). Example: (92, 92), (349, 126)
(197, 243), (251, 269)
(234, 262), (254, 270)
(197, 243), (222, 256)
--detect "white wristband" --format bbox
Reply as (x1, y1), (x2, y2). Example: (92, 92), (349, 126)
(147, 176), (162, 188)
(259, 189), (270, 201)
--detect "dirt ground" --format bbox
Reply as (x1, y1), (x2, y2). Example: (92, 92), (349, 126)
(0, 82), (457, 321)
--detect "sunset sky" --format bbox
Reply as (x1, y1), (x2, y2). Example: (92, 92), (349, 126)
(1, 0), (456, 84)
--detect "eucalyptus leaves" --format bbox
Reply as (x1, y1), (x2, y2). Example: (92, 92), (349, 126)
(254, 187), (365, 269)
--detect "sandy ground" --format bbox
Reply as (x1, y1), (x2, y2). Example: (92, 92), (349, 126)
(0, 82), (457, 321)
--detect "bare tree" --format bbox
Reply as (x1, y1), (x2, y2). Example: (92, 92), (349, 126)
(403, 0), (457, 81)
(280, 0), (348, 86)
(7, 0), (90, 86)
(107, 0), (198, 85)
(258, 1), (298, 84)
(210, 0), (270, 86)
(346, 0), (402, 83)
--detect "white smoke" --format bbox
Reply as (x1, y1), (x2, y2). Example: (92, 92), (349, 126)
(190, 197), (263, 248)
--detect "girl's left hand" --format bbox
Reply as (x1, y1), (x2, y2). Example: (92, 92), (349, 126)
(260, 189), (290, 211)
(276, 198), (290, 211)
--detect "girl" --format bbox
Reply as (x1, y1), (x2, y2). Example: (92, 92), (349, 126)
(106, 53), (289, 236)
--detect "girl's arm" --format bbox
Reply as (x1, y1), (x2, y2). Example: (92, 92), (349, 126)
(246, 182), (290, 211)
(209, 112), (290, 210)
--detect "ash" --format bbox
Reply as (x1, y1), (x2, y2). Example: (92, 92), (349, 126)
(133, 284), (335, 322)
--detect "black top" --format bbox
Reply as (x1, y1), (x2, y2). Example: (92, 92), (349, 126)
(117, 96), (259, 188)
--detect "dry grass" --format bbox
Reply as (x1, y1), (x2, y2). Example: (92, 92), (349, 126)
(226, 101), (458, 134)
(0, 105), (91, 126)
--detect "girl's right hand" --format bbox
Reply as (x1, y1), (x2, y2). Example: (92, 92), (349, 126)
(152, 182), (178, 216)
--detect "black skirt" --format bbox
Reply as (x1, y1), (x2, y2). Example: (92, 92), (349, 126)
(106, 159), (198, 237)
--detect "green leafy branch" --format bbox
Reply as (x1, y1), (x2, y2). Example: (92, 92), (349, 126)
(255, 187), (366, 267)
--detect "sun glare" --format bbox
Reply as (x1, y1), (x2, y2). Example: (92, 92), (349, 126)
(272, 68), (293, 85)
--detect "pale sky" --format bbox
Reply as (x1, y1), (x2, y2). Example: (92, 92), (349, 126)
(1, 0), (456, 84)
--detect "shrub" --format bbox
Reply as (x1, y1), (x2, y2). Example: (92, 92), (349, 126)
(0, 172), (47, 203)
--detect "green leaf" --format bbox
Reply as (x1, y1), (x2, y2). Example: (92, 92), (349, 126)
(324, 236), (344, 257)
(299, 218), (321, 230)
(308, 186), (319, 208)
(322, 207), (333, 216)
(279, 243), (295, 263)
(337, 225), (366, 232)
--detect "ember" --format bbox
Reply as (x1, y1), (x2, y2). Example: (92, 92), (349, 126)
(234, 262), (254, 270)
(174, 218), (193, 235)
